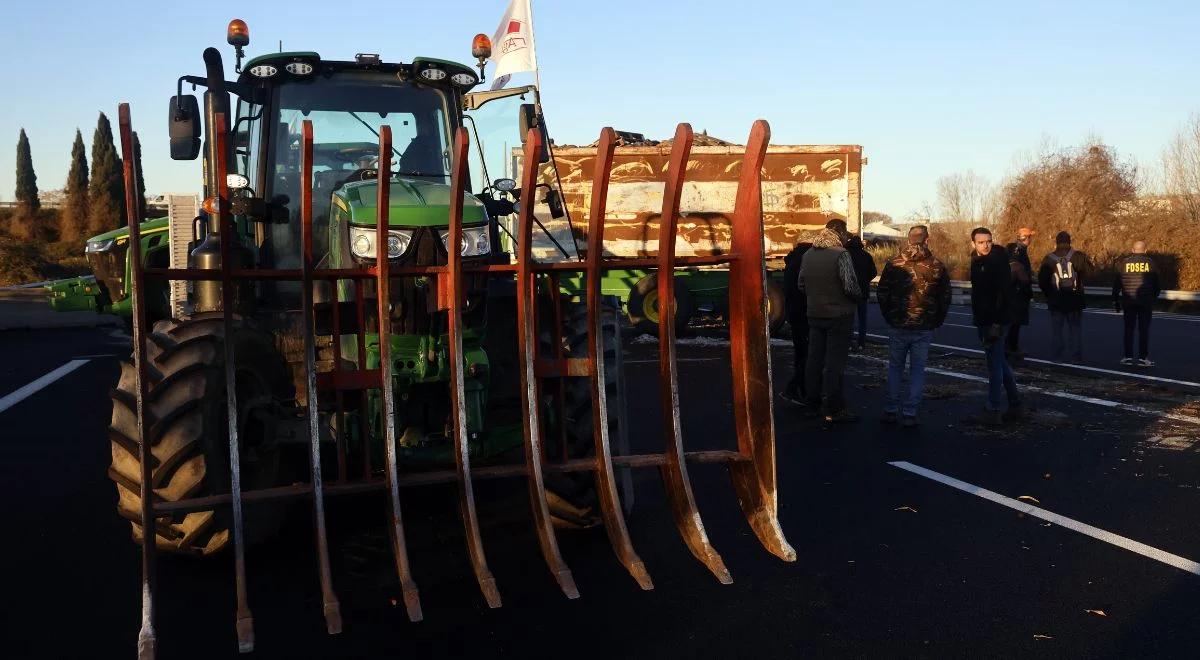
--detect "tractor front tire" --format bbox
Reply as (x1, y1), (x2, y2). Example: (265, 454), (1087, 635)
(543, 299), (629, 528)
(108, 315), (294, 555)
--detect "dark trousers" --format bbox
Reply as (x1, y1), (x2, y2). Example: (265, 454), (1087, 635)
(806, 314), (853, 414)
(1122, 303), (1153, 359)
(855, 300), (869, 348)
(1005, 323), (1022, 352)
(1050, 310), (1083, 362)
(785, 311), (809, 396)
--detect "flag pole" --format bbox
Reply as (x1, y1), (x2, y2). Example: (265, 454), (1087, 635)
(528, 0), (542, 91)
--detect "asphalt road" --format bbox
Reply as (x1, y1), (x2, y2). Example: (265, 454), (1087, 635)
(1, 321), (1199, 658)
(862, 302), (1200, 385)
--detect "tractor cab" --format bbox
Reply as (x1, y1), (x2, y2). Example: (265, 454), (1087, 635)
(171, 44), (560, 311)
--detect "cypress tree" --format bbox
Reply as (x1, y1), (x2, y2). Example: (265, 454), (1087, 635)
(133, 131), (147, 221)
(87, 112), (125, 235)
(14, 129), (39, 239)
(62, 129), (90, 243)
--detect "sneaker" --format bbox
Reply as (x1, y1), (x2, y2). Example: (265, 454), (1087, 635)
(1120, 357), (1135, 366)
(823, 410), (860, 424)
(901, 415), (919, 428)
(1137, 358), (1155, 367)
(880, 411), (899, 424)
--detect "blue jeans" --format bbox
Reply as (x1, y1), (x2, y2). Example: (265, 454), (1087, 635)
(978, 325), (1021, 411)
(885, 329), (932, 417)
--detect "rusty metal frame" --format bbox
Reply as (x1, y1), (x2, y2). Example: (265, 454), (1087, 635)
(118, 97), (792, 655)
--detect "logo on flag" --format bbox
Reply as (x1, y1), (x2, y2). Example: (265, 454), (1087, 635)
(500, 19), (528, 54)
(489, 0), (537, 90)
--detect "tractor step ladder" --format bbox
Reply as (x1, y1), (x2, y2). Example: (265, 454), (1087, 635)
(117, 97), (792, 658)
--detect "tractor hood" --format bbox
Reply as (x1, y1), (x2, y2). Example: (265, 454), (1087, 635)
(334, 178), (487, 228)
(87, 216), (169, 244)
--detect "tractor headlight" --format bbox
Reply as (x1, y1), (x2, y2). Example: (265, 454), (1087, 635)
(439, 226), (490, 257)
(349, 226), (413, 260)
(85, 238), (116, 253)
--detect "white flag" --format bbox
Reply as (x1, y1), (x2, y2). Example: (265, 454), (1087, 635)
(488, 0), (537, 90)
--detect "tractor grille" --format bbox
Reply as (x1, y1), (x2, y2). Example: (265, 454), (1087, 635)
(87, 243), (129, 304)
(359, 228), (488, 333)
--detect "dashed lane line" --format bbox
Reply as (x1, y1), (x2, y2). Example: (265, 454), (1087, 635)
(865, 332), (1200, 389)
(853, 354), (1200, 426)
(0, 359), (91, 414)
(888, 461), (1200, 577)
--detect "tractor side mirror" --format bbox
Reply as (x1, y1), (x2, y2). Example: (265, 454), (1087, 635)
(169, 95), (202, 161)
(544, 188), (564, 219)
(518, 103), (551, 164)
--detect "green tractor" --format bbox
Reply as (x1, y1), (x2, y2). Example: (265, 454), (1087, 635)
(112, 40), (610, 552)
(45, 218), (171, 319)
(108, 19), (790, 654)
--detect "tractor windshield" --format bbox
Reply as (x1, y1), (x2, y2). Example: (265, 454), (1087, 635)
(249, 71), (454, 270)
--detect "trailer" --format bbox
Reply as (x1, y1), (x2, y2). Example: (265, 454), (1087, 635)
(517, 135), (864, 333)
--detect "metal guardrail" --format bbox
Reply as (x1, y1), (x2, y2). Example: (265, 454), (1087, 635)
(946, 280), (1200, 303)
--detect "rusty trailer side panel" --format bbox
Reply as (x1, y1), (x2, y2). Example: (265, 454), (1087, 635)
(525, 144), (863, 262)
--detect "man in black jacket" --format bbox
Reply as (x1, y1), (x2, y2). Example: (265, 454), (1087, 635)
(846, 235), (878, 350)
(970, 227), (1021, 423)
(1112, 240), (1161, 366)
(780, 241), (812, 404)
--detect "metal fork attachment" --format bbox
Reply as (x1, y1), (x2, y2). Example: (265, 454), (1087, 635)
(118, 99), (791, 658)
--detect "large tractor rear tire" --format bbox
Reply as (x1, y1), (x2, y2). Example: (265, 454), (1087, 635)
(108, 315), (294, 555)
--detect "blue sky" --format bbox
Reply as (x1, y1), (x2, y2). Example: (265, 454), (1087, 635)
(2, 0), (1198, 219)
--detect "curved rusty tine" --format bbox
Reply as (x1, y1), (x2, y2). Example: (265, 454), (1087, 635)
(376, 126), (424, 621)
(725, 120), (795, 562)
(657, 123), (732, 584)
(119, 104), (157, 660)
(445, 127), (502, 608)
(210, 111), (257, 651)
(586, 127), (652, 590)
(516, 128), (579, 599)
(300, 121), (345, 632)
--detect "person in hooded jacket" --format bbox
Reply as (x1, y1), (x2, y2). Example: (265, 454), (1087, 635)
(799, 219), (861, 423)
(846, 235), (878, 351)
(876, 226), (950, 426)
(1112, 240), (1161, 366)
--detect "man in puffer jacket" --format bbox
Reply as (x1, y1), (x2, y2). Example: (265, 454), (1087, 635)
(875, 227), (950, 426)
(799, 219), (861, 423)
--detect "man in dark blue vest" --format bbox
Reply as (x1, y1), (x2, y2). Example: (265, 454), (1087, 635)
(1112, 240), (1161, 366)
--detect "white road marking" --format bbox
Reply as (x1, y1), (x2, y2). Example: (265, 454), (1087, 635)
(943, 323), (977, 329)
(0, 359), (90, 414)
(73, 353), (121, 359)
(865, 332), (1200, 389)
(888, 461), (1200, 577)
(853, 353), (1200, 425)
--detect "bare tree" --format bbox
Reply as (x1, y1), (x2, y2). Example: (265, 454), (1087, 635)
(1163, 113), (1200, 223)
(936, 170), (998, 225)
